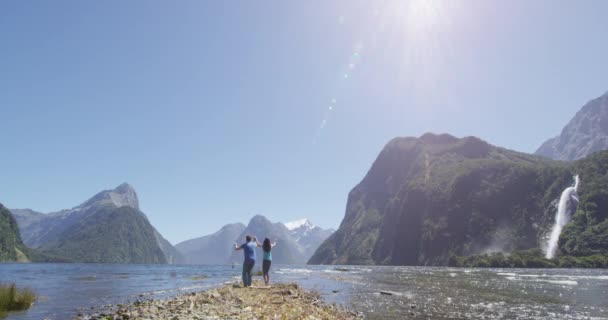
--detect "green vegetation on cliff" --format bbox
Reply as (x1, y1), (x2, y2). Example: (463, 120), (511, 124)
(0, 204), (29, 262)
(40, 205), (167, 264)
(309, 134), (608, 266)
(11, 183), (181, 264)
(559, 151), (608, 257)
(449, 249), (608, 268)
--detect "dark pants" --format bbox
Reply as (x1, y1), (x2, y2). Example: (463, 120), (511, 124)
(262, 260), (271, 276)
(262, 260), (271, 285)
(242, 260), (255, 287)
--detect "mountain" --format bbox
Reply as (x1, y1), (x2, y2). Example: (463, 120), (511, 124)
(153, 230), (185, 264)
(12, 183), (141, 248)
(176, 216), (333, 265)
(11, 183), (182, 264)
(284, 218), (314, 231)
(536, 91), (608, 161)
(39, 206), (167, 263)
(0, 203), (30, 262)
(309, 133), (608, 266)
(175, 223), (246, 265)
(284, 219), (335, 259)
(236, 215), (307, 264)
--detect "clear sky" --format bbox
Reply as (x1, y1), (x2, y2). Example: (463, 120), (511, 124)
(1, 1), (608, 244)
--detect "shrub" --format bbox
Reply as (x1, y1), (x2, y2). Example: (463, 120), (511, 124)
(0, 284), (36, 317)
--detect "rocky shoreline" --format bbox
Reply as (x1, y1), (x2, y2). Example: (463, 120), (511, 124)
(75, 281), (361, 320)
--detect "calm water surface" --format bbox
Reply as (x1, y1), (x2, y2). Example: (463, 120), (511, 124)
(1, 264), (607, 319)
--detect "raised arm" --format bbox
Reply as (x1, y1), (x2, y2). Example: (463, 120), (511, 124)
(254, 237), (263, 247)
(272, 241), (277, 247)
(234, 242), (242, 251)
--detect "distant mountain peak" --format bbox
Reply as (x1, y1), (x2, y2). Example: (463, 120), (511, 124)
(176, 216), (333, 265)
(115, 182), (136, 194)
(80, 183), (139, 210)
(418, 132), (459, 144)
(284, 218), (314, 231)
(536, 91), (608, 161)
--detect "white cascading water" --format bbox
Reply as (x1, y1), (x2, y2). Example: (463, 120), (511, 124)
(545, 175), (580, 259)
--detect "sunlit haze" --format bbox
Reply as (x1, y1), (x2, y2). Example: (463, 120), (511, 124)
(2, 0), (608, 244)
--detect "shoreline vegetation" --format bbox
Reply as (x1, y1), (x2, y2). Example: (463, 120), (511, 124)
(0, 284), (36, 318)
(76, 281), (360, 320)
(449, 249), (608, 268)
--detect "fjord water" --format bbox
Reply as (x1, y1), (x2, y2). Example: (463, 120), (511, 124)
(1, 264), (607, 319)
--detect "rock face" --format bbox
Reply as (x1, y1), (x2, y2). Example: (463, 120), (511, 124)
(536, 91), (608, 161)
(309, 133), (608, 265)
(11, 183), (182, 264)
(175, 223), (246, 265)
(152, 230), (185, 264)
(177, 216), (333, 265)
(81, 182), (140, 210)
(39, 206), (167, 263)
(0, 203), (29, 262)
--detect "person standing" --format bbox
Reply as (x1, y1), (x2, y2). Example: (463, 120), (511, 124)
(257, 238), (277, 285)
(234, 235), (256, 287)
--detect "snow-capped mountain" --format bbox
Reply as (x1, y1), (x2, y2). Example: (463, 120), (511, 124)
(284, 218), (334, 260)
(284, 218), (315, 231)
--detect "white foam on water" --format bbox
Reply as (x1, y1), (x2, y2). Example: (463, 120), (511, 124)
(502, 274), (578, 286)
(497, 272), (517, 276)
(551, 275), (608, 280)
(537, 279), (578, 286)
(275, 268), (314, 275)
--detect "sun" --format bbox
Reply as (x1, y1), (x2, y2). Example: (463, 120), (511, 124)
(369, 0), (458, 102)
(387, 0), (446, 38)
(408, 0), (443, 26)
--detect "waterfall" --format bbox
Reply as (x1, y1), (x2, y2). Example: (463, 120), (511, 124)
(545, 175), (580, 259)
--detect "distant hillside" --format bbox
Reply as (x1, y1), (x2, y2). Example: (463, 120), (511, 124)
(309, 133), (608, 265)
(176, 216), (333, 265)
(537, 91), (608, 161)
(176, 223), (246, 265)
(0, 203), (29, 262)
(11, 184), (182, 264)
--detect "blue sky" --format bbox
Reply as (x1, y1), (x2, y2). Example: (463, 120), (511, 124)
(1, 1), (607, 244)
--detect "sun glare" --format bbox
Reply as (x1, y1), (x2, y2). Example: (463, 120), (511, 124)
(404, 0), (445, 35)
(382, 0), (451, 50)
(373, 0), (458, 101)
